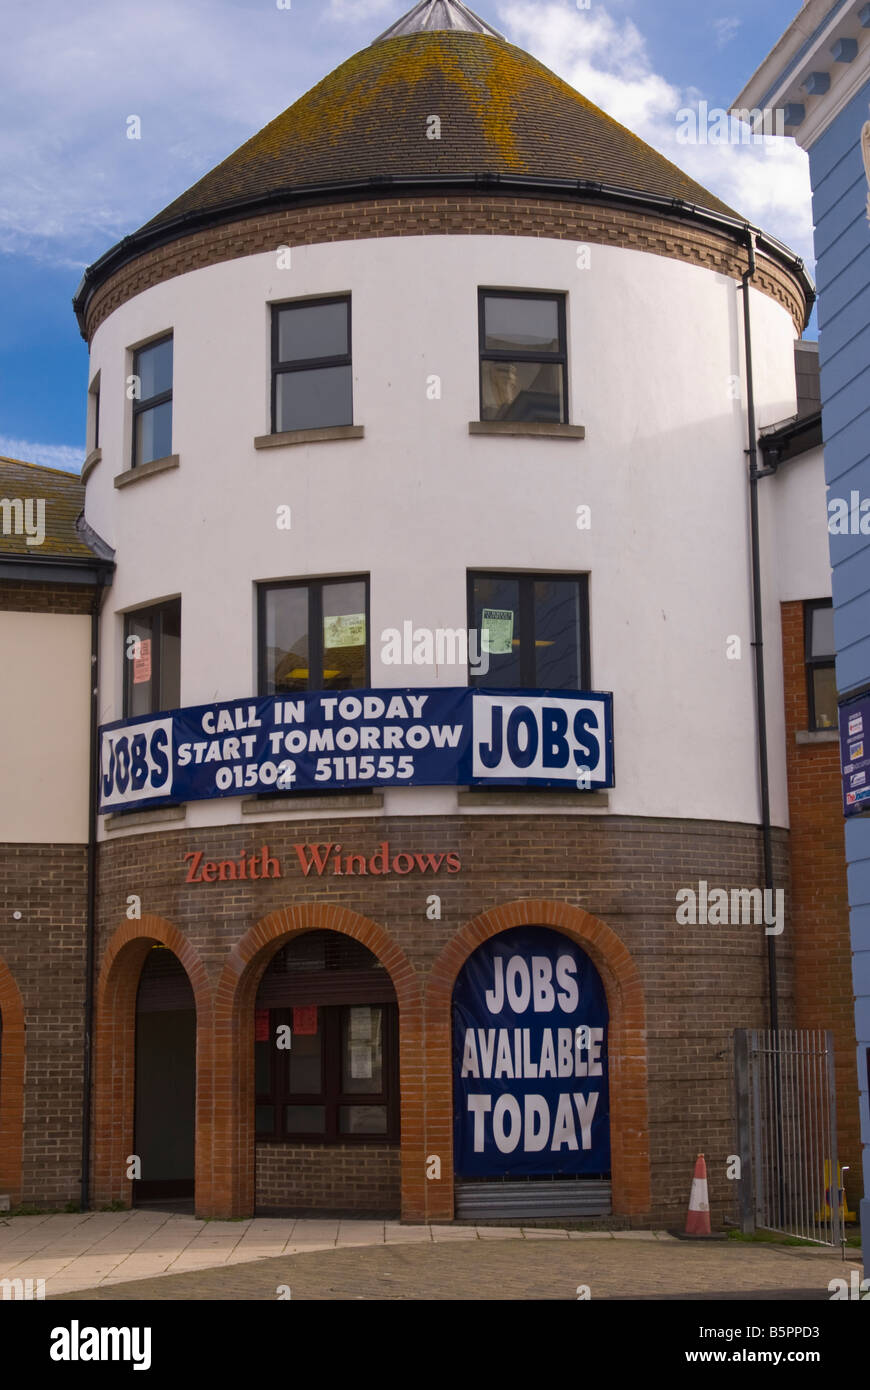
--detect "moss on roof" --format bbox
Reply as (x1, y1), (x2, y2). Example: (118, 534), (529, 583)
(141, 31), (740, 233)
(0, 456), (99, 560)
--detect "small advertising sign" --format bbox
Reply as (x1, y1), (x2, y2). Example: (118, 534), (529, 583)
(839, 691), (870, 816)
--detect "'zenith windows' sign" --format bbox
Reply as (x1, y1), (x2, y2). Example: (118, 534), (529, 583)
(183, 842), (461, 882)
(99, 688), (614, 813)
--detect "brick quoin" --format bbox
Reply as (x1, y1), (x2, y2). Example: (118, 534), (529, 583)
(423, 899), (651, 1222)
(0, 955), (25, 1204)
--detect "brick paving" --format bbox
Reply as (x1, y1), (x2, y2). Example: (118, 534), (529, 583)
(2, 1211), (861, 1301)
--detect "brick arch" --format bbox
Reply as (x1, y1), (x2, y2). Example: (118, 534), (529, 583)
(92, 916), (210, 1209)
(209, 904), (423, 1220)
(0, 956), (25, 1205)
(424, 899), (650, 1221)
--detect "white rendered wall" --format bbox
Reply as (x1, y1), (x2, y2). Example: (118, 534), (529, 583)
(0, 610), (90, 842)
(83, 233), (822, 837)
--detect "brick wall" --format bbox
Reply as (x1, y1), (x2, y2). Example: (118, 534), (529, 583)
(255, 1143), (400, 1214)
(0, 843), (87, 1206)
(94, 813), (792, 1226)
(781, 600), (861, 1204)
(0, 581), (94, 615)
(84, 195), (806, 342)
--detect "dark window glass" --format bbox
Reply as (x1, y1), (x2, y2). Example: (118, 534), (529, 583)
(272, 297), (352, 433)
(534, 579), (582, 689)
(805, 600), (837, 730)
(483, 296), (561, 353)
(255, 1004), (397, 1144)
(470, 575), (522, 687)
(469, 572), (588, 689)
(479, 291), (567, 423)
(123, 599), (181, 717)
(132, 335), (173, 467)
(278, 301), (349, 361)
(259, 578), (368, 695)
(92, 385), (100, 451)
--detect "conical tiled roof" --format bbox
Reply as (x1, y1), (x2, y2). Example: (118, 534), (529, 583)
(138, 27), (740, 236)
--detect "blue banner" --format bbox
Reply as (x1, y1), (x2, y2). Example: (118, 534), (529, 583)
(839, 691), (870, 817)
(98, 687), (614, 812)
(452, 926), (611, 1178)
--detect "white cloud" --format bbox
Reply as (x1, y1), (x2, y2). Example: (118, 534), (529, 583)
(713, 18), (741, 50)
(0, 0), (331, 264)
(327, 0), (395, 17)
(0, 436), (84, 473)
(497, 0), (814, 269)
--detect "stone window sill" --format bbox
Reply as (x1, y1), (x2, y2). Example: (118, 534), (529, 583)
(114, 454), (180, 489)
(469, 421), (585, 440)
(795, 729), (839, 744)
(81, 448), (102, 484)
(242, 792), (384, 814)
(254, 425), (364, 449)
(104, 803), (187, 831)
(458, 789), (609, 810)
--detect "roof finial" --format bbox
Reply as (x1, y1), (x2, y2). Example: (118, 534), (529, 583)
(374, 1), (504, 43)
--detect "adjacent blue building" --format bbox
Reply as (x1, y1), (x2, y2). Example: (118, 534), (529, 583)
(735, 0), (870, 1266)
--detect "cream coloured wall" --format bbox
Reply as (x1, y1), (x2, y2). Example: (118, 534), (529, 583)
(0, 610), (91, 842)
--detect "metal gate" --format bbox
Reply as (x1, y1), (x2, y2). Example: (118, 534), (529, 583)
(734, 1029), (842, 1246)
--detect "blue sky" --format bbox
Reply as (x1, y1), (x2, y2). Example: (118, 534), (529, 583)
(0, 0), (813, 472)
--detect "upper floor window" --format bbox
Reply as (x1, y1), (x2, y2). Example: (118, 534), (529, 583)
(132, 335), (173, 467)
(805, 599), (837, 730)
(123, 599), (181, 717)
(258, 576), (368, 695)
(271, 297), (352, 433)
(89, 374), (101, 453)
(468, 572), (589, 689)
(478, 291), (568, 424)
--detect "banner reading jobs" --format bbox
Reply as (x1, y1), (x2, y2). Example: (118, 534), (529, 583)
(98, 687), (614, 812)
(453, 926), (611, 1178)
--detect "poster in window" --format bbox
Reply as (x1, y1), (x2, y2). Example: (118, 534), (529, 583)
(349, 1006), (373, 1080)
(255, 1009), (270, 1042)
(481, 609), (514, 656)
(323, 614), (366, 649)
(293, 1005), (318, 1035)
(133, 637), (152, 685)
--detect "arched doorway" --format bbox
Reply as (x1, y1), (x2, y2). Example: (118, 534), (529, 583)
(452, 924), (611, 1220)
(133, 946), (196, 1206)
(253, 930), (399, 1214)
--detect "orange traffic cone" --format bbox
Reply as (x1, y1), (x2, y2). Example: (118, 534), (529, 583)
(685, 1153), (711, 1236)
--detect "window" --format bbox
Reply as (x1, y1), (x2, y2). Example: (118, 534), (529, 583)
(271, 297), (352, 433)
(258, 577), (368, 695)
(805, 599), (837, 730)
(123, 599), (181, 717)
(255, 1004), (397, 1142)
(89, 375), (101, 452)
(255, 932), (399, 1144)
(132, 335), (173, 467)
(479, 290), (568, 423)
(468, 572), (589, 689)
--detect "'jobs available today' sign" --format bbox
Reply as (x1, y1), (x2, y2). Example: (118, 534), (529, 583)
(453, 927), (611, 1178)
(98, 687), (614, 812)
